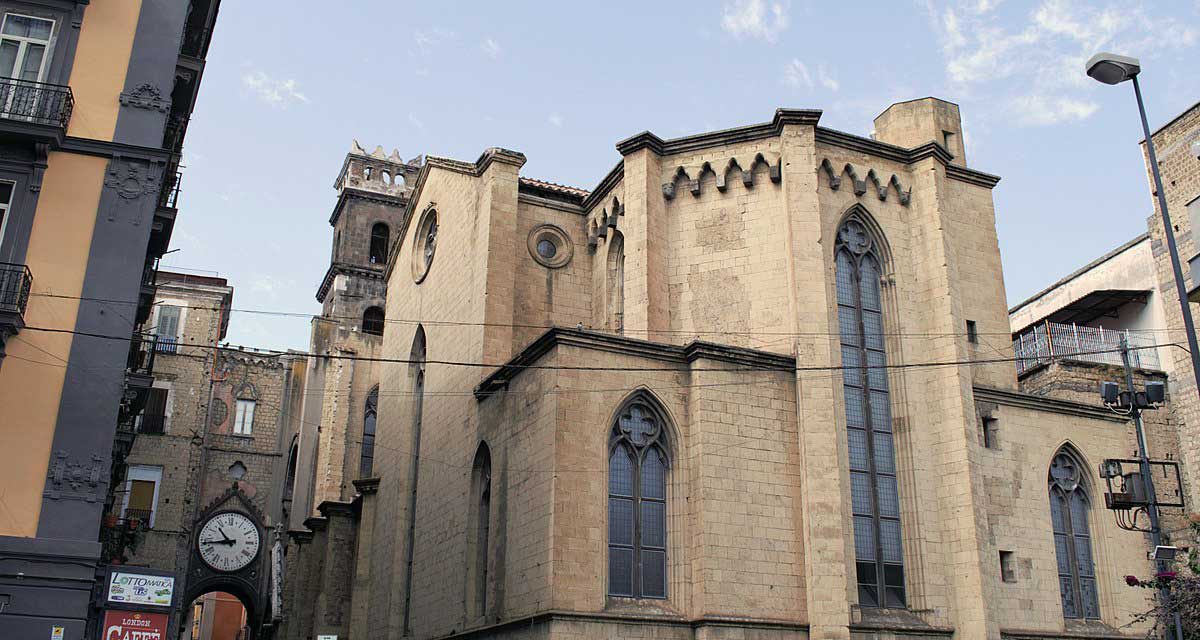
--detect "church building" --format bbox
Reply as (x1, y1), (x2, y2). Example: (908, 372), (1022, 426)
(279, 98), (1182, 640)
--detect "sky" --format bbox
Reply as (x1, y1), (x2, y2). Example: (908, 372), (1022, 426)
(168, 0), (1200, 352)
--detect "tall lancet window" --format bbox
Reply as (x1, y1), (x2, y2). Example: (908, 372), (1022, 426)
(836, 216), (905, 608)
(1049, 448), (1100, 619)
(607, 398), (668, 599)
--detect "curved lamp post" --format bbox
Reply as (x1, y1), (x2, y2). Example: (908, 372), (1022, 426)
(1086, 51), (1189, 640)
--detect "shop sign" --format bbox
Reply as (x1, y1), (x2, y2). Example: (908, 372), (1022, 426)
(102, 610), (169, 640)
(107, 572), (175, 607)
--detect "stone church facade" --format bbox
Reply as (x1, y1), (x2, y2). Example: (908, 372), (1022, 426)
(280, 98), (1180, 640)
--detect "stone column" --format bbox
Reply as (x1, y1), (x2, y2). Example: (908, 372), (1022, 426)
(615, 140), (668, 341)
(779, 116), (852, 640)
(312, 501), (358, 640)
(348, 479), (379, 639)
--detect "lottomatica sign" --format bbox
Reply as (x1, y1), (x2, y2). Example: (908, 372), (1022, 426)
(107, 572), (175, 607)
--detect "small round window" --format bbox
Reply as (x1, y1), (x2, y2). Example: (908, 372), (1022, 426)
(528, 225), (572, 269)
(412, 207), (438, 283)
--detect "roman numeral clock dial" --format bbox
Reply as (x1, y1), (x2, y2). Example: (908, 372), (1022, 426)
(197, 512), (261, 572)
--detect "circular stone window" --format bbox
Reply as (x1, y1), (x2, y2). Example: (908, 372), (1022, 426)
(411, 207), (438, 283)
(527, 225), (572, 269)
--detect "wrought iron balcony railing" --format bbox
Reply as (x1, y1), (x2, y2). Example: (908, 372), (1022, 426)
(155, 335), (178, 354)
(127, 332), (158, 376)
(0, 262), (32, 316)
(158, 171), (181, 209)
(0, 77), (74, 128)
(1013, 321), (1161, 376)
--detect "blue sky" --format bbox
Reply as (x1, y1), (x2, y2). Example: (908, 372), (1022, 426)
(168, 0), (1200, 351)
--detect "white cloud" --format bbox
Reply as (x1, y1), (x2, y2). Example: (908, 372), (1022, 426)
(782, 59), (812, 89)
(548, 113), (564, 127)
(241, 71), (309, 107)
(1009, 94), (1099, 125)
(783, 59), (839, 93)
(817, 64), (839, 92)
(481, 37), (501, 59)
(721, 0), (790, 43)
(926, 0), (1198, 126)
(408, 113), (426, 132)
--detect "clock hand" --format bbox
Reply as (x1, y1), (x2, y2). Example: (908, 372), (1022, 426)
(218, 527), (233, 543)
(201, 538), (236, 545)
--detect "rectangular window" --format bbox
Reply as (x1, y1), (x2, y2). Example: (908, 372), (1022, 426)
(966, 320), (978, 343)
(138, 387), (168, 434)
(0, 180), (13, 246)
(0, 14), (53, 82)
(981, 416), (998, 449)
(234, 399), (255, 435)
(1000, 550), (1016, 582)
(121, 465), (162, 528)
(155, 305), (182, 353)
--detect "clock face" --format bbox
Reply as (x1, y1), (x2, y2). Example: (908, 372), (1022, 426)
(197, 512), (260, 572)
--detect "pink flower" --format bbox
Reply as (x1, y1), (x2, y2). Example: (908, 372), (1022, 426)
(1125, 575), (1141, 586)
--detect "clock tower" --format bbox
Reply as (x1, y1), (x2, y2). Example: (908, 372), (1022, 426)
(183, 484), (270, 639)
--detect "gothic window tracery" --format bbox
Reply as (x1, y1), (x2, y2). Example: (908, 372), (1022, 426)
(608, 398), (668, 599)
(1049, 448), (1100, 619)
(359, 386), (378, 478)
(835, 215), (905, 609)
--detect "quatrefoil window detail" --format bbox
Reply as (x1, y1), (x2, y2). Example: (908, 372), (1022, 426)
(618, 404), (659, 447)
(838, 220), (871, 255)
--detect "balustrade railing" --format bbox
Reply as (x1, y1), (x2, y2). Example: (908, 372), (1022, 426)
(0, 262), (32, 316)
(1013, 321), (1160, 375)
(0, 77), (74, 128)
(127, 333), (158, 376)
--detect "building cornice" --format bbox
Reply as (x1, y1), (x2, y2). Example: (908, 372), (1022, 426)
(61, 136), (174, 162)
(475, 328), (795, 399)
(437, 610), (809, 640)
(517, 191), (584, 215)
(352, 477), (380, 495)
(328, 187), (407, 226)
(315, 262), (385, 303)
(972, 385), (1128, 423)
(814, 127), (1000, 188)
(582, 161), (624, 211)
(616, 109), (823, 156)
(316, 499), (357, 518)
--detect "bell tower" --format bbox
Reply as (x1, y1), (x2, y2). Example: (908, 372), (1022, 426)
(317, 141), (422, 331)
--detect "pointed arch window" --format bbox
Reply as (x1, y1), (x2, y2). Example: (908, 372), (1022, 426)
(370, 222), (390, 264)
(401, 328), (426, 634)
(606, 231), (625, 333)
(467, 443), (492, 619)
(1049, 449), (1100, 619)
(608, 399), (668, 599)
(360, 386), (378, 478)
(835, 215), (905, 609)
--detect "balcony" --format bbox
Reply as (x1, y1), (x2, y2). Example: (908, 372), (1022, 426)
(125, 332), (158, 390)
(155, 336), (178, 354)
(136, 258), (159, 326)
(1013, 321), (1161, 376)
(0, 262), (32, 358)
(148, 171), (181, 259)
(0, 77), (74, 147)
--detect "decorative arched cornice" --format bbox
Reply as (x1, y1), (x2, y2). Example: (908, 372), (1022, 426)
(820, 158), (911, 207)
(663, 153), (781, 199)
(662, 167), (694, 200)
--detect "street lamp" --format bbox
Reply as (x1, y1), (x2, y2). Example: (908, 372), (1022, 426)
(1087, 51), (1192, 640)
(1087, 51), (1200, 411)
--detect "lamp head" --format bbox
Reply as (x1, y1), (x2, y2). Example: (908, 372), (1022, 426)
(1086, 52), (1141, 85)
